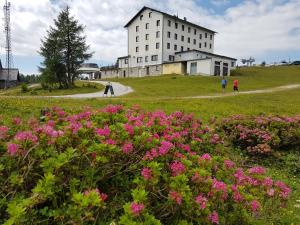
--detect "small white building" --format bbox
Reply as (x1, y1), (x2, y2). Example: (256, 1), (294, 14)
(101, 6), (236, 78)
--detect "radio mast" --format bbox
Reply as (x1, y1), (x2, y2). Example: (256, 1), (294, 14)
(3, 0), (12, 89)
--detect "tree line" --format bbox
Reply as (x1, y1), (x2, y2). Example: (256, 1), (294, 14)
(39, 7), (93, 89)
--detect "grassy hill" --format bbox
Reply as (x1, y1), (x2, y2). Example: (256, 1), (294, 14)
(106, 66), (300, 98)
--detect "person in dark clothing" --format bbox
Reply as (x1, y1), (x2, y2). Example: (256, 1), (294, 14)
(110, 83), (115, 96)
(103, 82), (115, 97)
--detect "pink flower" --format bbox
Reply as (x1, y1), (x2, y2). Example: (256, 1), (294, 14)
(211, 179), (228, 200)
(0, 126), (9, 139)
(15, 131), (38, 144)
(103, 105), (123, 114)
(106, 139), (116, 145)
(130, 202), (145, 216)
(195, 194), (208, 209)
(169, 191), (183, 205)
(262, 177), (273, 188)
(7, 143), (19, 156)
(224, 160), (235, 169)
(12, 117), (22, 125)
(208, 211), (219, 224)
(124, 123), (134, 136)
(248, 166), (266, 175)
(250, 200), (261, 212)
(122, 142), (133, 154)
(200, 153), (212, 162)
(231, 185), (243, 203)
(141, 168), (152, 180)
(96, 126), (110, 137)
(267, 188), (275, 197)
(170, 161), (185, 176)
(275, 181), (291, 199)
(158, 141), (173, 155)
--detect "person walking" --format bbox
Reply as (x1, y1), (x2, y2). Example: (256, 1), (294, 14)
(221, 77), (227, 93)
(103, 82), (110, 97)
(109, 82), (115, 97)
(233, 79), (239, 93)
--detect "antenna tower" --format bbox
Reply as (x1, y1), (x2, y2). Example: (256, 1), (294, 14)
(3, 0), (12, 89)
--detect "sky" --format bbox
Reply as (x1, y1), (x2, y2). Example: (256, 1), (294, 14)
(0, 0), (299, 74)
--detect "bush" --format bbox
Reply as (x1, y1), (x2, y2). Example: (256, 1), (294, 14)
(217, 115), (300, 155)
(0, 106), (291, 224)
(21, 83), (29, 93)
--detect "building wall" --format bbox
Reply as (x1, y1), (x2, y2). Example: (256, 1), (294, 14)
(127, 8), (163, 68)
(175, 51), (208, 61)
(187, 59), (211, 75)
(162, 16), (215, 63)
(162, 62), (185, 75)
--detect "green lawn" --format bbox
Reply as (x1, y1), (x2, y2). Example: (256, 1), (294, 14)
(0, 81), (104, 96)
(105, 66), (300, 98)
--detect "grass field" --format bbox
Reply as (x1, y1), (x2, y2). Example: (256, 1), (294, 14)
(0, 81), (104, 96)
(105, 66), (300, 98)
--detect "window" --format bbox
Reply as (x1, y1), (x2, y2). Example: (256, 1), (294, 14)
(137, 57), (142, 63)
(193, 39), (196, 45)
(188, 37), (190, 43)
(209, 44), (212, 49)
(167, 31), (171, 38)
(145, 23), (149, 29)
(167, 43), (170, 49)
(136, 46), (139, 52)
(187, 47), (190, 50)
(188, 27), (191, 33)
(182, 25), (185, 31)
(194, 29), (197, 35)
(205, 33), (208, 38)
(168, 20), (171, 27)
(145, 34), (149, 40)
(175, 23), (178, 29)
(181, 35), (184, 41)
(156, 65), (159, 71)
(145, 45), (149, 51)
(125, 58), (128, 64)
(140, 15), (143, 20)
(174, 44), (177, 51)
(151, 55), (158, 61)
(210, 34), (213, 40)
(136, 36), (139, 42)
(181, 46), (184, 51)
(199, 34), (202, 39)
(231, 61), (235, 67)
(156, 31), (160, 38)
(169, 55), (175, 61)
(174, 33), (178, 40)
(145, 56), (149, 62)
(136, 26), (139, 32)
(156, 42), (160, 49)
(156, 20), (160, 26)
(204, 42), (207, 48)
(199, 43), (202, 48)
(149, 12), (152, 18)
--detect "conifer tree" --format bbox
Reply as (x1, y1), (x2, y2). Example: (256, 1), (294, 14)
(39, 6), (92, 88)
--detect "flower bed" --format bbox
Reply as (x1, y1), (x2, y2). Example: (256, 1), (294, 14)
(0, 106), (292, 224)
(217, 115), (300, 155)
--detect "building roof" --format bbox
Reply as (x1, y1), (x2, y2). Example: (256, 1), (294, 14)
(124, 6), (217, 34)
(0, 68), (19, 81)
(175, 49), (237, 61)
(117, 56), (129, 60)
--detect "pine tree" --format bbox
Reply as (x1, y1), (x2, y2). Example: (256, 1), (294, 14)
(39, 6), (93, 88)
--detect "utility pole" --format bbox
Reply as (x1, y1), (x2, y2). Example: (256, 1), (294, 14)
(3, 0), (12, 89)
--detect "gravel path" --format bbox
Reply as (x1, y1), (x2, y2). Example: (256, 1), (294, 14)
(0, 82), (299, 99)
(47, 81), (134, 99)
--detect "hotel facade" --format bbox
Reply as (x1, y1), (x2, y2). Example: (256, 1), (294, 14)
(101, 7), (236, 78)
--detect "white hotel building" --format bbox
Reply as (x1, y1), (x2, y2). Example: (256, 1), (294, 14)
(101, 6), (237, 78)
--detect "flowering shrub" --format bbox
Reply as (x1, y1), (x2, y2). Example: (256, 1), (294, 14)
(0, 106), (292, 224)
(218, 115), (300, 155)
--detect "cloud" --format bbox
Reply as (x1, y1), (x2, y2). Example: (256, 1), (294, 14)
(2, 0), (299, 68)
(211, 0), (230, 7)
